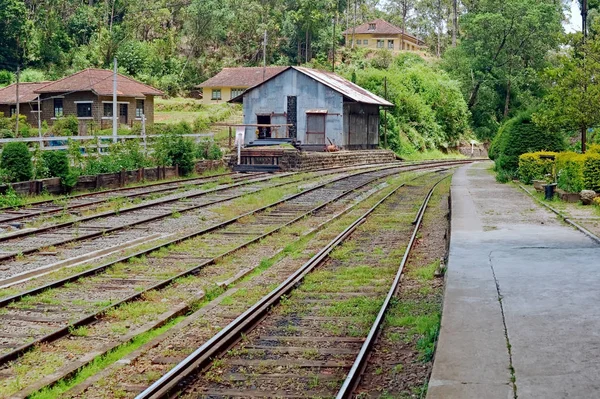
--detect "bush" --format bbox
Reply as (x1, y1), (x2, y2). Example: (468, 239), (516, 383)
(593, 196), (600, 207)
(492, 111), (566, 178)
(51, 115), (79, 136)
(583, 154), (600, 192)
(153, 132), (195, 175)
(41, 151), (70, 180)
(588, 144), (600, 155)
(518, 152), (557, 184)
(556, 152), (586, 193)
(1, 142), (33, 182)
(196, 140), (222, 160)
(0, 70), (13, 87)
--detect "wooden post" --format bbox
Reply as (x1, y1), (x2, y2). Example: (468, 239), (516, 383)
(229, 126), (233, 148)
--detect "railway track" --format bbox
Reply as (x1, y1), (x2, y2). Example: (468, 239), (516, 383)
(0, 164), (418, 366)
(0, 165), (406, 287)
(131, 171), (451, 399)
(0, 171), (261, 227)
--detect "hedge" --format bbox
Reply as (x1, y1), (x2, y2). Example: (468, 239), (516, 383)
(584, 154), (600, 192)
(556, 152), (586, 193)
(0, 142), (33, 183)
(518, 152), (557, 184)
(520, 151), (600, 193)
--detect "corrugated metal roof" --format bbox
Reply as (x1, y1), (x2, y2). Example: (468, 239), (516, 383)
(294, 67), (393, 106)
(230, 67), (393, 107)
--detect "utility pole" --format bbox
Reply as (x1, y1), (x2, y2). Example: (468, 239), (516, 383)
(452, 0), (458, 47)
(582, 0), (588, 153)
(332, 15), (337, 72)
(352, 0), (357, 48)
(37, 96), (43, 148)
(263, 30), (267, 81)
(113, 58), (118, 144)
(15, 66), (19, 136)
(384, 76), (388, 148)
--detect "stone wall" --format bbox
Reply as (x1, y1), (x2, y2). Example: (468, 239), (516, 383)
(452, 145), (489, 159)
(1, 160), (225, 196)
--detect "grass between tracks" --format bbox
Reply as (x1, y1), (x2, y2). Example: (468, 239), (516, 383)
(20, 171), (423, 399)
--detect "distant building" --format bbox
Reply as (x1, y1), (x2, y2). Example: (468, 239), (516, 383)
(342, 19), (426, 53)
(230, 66), (393, 150)
(0, 82), (51, 126)
(0, 69), (163, 133)
(196, 67), (287, 105)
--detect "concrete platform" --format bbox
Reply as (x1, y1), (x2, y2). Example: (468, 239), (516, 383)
(428, 162), (600, 399)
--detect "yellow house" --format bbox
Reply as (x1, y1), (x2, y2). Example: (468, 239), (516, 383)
(342, 19), (426, 54)
(196, 66), (287, 105)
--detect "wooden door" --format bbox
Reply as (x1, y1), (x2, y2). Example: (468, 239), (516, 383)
(119, 104), (128, 125)
(306, 113), (326, 144)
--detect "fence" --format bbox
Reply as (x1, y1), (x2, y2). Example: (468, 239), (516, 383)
(0, 133), (215, 154)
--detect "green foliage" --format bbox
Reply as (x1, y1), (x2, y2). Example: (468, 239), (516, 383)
(50, 116), (79, 136)
(0, 186), (23, 208)
(196, 139), (222, 160)
(492, 111), (566, 177)
(41, 151), (69, 179)
(583, 154), (600, 192)
(518, 152), (557, 185)
(153, 129), (196, 175)
(0, 70), (13, 87)
(351, 54), (470, 156)
(556, 152), (586, 193)
(83, 140), (151, 175)
(1, 142), (33, 183)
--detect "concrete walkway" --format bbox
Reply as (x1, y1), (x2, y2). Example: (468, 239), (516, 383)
(427, 162), (600, 399)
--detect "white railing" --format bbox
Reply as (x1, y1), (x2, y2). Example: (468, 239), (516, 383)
(0, 133), (215, 153)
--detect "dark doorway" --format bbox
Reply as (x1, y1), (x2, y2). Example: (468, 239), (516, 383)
(257, 114), (271, 139)
(287, 96), (297, 139)
(119, 104), (128, 125)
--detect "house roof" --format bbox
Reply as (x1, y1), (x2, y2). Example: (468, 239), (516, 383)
(0, 82), (51, 105)
(342, 18), (423, 43)
(229, 66), (394, 107)
(34, 69), (163, 97)
(196, 67), (288, 89)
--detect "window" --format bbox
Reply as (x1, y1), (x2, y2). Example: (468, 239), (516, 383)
(9, 105), (16, 116)
(31, 103), (39, 112)
(104, 103), (113, 117)
(377, 40), (384, 48)
(54, 99), (63, 117)
(211, 89), (222, 100)
(388, 40), (394, 49)
(363, 39), (368, 45)
(77, 102), (92, 118)
(136, 99), (145, 118)
(231, 89), (245, 98)
(356, 39), (361, 45)
(368, 23), (376, 31)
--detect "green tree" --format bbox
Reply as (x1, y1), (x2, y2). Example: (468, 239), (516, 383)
(0, 0), (29, 68)
(1, 142), (33, 182)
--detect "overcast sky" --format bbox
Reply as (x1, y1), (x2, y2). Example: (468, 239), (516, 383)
(565, 0), (582, 33)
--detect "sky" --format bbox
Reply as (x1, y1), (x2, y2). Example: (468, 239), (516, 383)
(565, 0), (582, 33)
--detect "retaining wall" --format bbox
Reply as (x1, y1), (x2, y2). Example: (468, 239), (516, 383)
(1, 160), (225, 196)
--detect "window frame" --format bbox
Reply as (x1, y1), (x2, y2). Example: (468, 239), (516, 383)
(356, 39), (361, 45)
(103, 103), (113, 117)
(136, 99), (145, 118)
(363, 39), (368, 45)
(76, 102), (92, 118)
(377, 40), (384, 48)
(231, 88), (245, 99)
(368, 23), (376, 31)
(388, 40), (394, 49)
(54, 98), (64, 118)
(211, 89), (222, 101)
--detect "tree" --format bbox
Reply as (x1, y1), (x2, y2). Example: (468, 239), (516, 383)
(0, 0), (29, 68)
(534, 32), (600, 153)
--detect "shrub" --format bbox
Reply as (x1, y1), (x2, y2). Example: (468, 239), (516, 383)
(492, 111), (566, 178)
(588, 144), (600, 155)
(153, 132), (195, 175)
(583, 154), (600, 192)
(0, 142), (33, 182)
(593, 196), (600, 207)
(41, 151), (70, 180)
(51, 115), (79, 136)
(518, 152), (557, 184)
(0, 70), (13, 86)
(196, 140), (222, 160)
(556, 152), (586, 193)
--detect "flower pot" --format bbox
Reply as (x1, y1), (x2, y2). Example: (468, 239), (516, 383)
(533, 180), (545, 192)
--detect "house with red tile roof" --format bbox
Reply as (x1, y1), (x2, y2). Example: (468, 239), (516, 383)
(0, 82), (51, 126)
(196, 67), (287, 105)
(342, 19), (426, 53)
(0, 69), (163, 132)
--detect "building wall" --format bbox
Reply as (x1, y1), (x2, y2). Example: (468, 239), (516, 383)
(0, 103), (40, 126)
(241, 69), (345, 146)
(344, 33), (423, 53)
(343, 103), (380, 149)
(39, 92), (155, 132)
(201, 86), (248, 105)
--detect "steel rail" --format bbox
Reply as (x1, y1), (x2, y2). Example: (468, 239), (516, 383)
(134, 175), (415, 399)
(0, 172), (260, 225)
(0, 171), (236, 213)
(336, 174), (452, 399)
(0, 165), (415, 365)
(518, 184), (600, 244)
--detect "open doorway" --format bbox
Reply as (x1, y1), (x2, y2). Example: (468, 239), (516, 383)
(257, 114), (271, 139)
